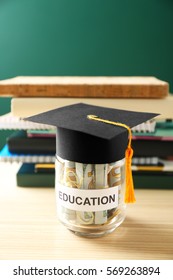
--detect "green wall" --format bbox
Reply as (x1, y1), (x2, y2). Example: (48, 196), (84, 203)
(0, 0), (173, 148)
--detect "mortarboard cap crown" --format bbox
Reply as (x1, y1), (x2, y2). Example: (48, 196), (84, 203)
(25, 103), (158, 164)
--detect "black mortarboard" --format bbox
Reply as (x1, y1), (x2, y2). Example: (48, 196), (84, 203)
(25, 103), (158, 164)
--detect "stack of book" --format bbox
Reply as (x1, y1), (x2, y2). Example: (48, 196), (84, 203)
(0, 76), (172, 188)
(0, 113), (56, 186)
(132, 120), (173, 189)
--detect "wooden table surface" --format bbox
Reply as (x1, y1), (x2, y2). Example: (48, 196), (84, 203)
(0, 163), (173, 260)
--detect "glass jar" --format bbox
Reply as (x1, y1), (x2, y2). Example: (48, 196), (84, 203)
(55, 155), (126, 237)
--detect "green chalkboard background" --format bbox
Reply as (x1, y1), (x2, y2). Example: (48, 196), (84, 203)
(0, 0), (173, 148)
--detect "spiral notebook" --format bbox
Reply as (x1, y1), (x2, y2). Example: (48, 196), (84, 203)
(0, 113), (54, 130)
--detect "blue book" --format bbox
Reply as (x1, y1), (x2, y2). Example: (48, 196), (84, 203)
(0, 144), (55, 163)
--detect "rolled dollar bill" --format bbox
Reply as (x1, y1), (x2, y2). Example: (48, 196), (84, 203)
(94, 164), (108, 224)
(108, 162), (121, 196)
(107, 159), (125, 219)
(61, 159), (76, 222)
(76, 163), (94, 225)
(55, 155), (64, 184)
(64, 160), (77, 188)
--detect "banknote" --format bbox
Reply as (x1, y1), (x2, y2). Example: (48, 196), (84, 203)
(76, 163), (94, 225)
(94, 164), (108, 224)
(61, 159), (76, 221)
(107, 159), (125, 219)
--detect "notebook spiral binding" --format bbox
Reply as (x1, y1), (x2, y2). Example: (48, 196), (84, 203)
(0, 113), (55, 130)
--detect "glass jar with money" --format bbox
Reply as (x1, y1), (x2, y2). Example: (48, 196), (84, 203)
(26, 103), (157, 237)
(56, 156), (126, 237)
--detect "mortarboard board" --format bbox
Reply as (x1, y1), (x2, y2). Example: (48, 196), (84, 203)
(25, 103), (158, 164)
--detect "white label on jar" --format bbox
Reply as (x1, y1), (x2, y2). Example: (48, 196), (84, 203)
(56, 183), (119, 211)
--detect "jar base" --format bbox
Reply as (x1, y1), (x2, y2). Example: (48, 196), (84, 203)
(60, 213), (125, 238)
(69, 225), (117, 238)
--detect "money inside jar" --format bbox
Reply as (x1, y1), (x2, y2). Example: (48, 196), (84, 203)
(56, 156), (126, 236)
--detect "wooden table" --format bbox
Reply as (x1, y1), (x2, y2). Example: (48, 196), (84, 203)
(0, 163), (173, 260)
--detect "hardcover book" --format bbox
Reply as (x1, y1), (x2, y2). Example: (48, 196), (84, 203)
(0, 76), (169, 98)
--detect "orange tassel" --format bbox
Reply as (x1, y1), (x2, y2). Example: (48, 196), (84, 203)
(125, 146), (136, 203)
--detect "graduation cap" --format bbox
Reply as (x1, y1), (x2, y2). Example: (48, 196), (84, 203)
(25, 103), (158, 203)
